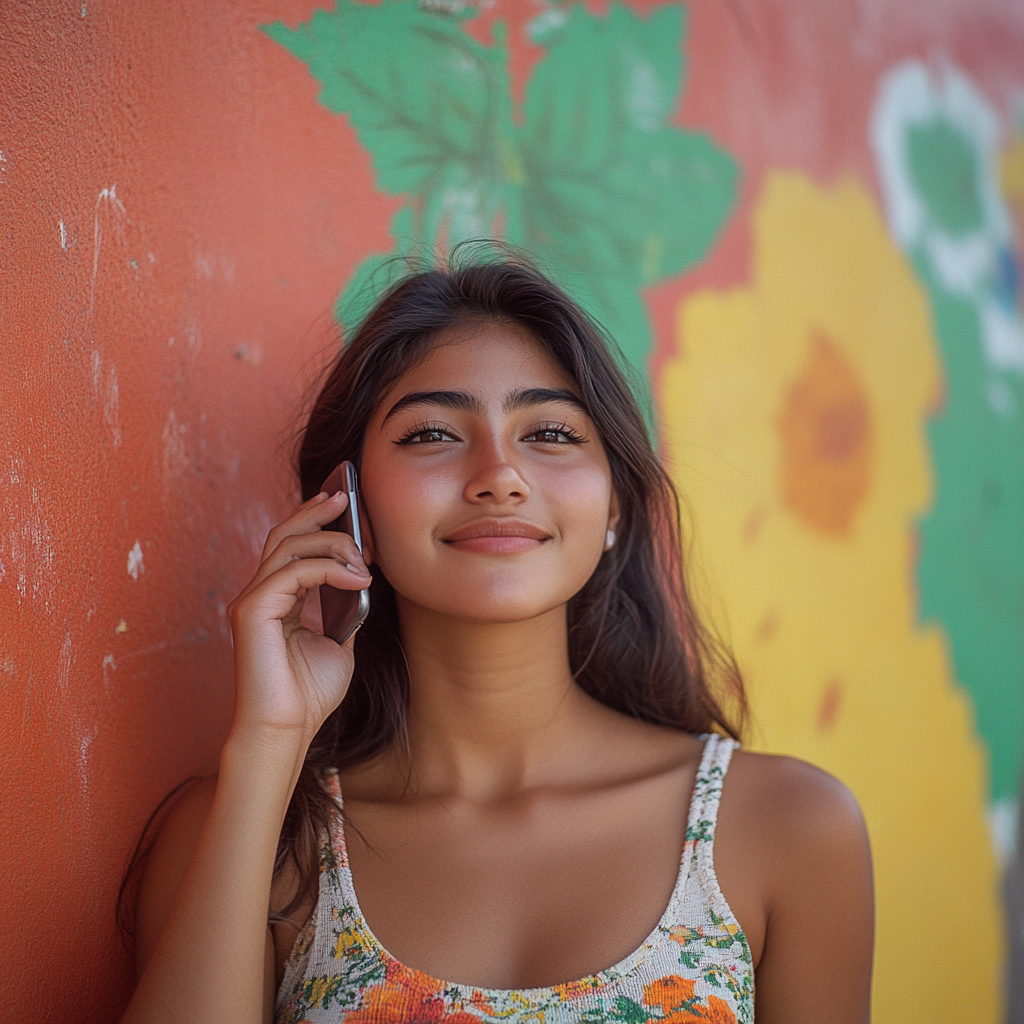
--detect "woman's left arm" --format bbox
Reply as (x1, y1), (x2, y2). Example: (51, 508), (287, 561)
(748, 756), (875, 1023)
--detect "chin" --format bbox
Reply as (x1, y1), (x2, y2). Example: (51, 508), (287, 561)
(403, 581), (574, 625)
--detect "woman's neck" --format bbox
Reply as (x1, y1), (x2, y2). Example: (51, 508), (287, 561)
(382, 599), (613, 802)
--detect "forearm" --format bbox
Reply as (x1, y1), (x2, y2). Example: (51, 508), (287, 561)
(121, 727), (309, 1024)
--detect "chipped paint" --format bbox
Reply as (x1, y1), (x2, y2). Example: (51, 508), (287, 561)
(126, 540), (143, 580)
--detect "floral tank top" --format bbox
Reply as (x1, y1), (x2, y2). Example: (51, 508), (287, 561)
(275, 733), (753, 1024)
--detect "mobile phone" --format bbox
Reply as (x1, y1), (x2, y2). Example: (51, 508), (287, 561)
(318, 460), (370, 644)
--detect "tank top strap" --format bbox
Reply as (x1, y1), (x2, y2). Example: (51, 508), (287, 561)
(319, 767), (351, 873)
(685, 732), (737, 845)
(679, 733), (739, 921)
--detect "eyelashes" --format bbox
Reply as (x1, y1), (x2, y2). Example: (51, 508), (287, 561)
(394, 421), (459, 445)
(522, 421), (586, 444)
(394, 420), (587, 445)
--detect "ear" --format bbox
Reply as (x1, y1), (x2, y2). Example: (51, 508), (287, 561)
(604, 489), (621, 550)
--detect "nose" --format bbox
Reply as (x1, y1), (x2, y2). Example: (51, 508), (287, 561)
(463, 446), (530, 505)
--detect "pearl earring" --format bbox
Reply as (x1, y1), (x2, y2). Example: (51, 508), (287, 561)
(605, 528), (616, 550)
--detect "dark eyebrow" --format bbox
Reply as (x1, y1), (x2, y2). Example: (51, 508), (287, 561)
(381, 390), (484, 426)
(503, 388), (588, 414)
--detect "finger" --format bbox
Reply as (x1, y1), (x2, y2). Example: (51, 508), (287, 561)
(260, 490), (350, 562)
(248, 531), (369, 595)
(232, 557), (371, 628)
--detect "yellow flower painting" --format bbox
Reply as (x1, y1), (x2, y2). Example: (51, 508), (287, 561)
(662, 171), (1003, 1024)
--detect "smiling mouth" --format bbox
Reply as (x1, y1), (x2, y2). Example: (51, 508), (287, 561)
(444, 518), (550, 552)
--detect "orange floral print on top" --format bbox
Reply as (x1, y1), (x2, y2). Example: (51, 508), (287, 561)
(276, 734), (753, 1024)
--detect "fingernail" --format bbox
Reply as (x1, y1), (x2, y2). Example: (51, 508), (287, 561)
(333, 490), (345, 500)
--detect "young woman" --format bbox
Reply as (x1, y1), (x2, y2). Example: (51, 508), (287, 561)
(122, 253), (873, 1024)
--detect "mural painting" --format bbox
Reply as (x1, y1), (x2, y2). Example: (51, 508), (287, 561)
(264, 1), (737, 387)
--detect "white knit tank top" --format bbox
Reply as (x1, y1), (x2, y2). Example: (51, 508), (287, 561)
(276, 733), (753, 1023)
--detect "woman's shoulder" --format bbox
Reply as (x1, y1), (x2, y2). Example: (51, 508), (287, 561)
(724, 747), (867, 841)
(713, 747), (873, 975)
(718, 747), (872, 912)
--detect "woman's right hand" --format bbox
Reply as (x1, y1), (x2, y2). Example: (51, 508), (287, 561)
(226, 490), (372, 743)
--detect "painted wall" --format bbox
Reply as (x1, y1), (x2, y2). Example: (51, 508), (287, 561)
(1, 2), (1021, 1021)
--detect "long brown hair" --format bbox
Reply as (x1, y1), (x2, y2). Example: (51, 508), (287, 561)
(274, 244), (745, 918)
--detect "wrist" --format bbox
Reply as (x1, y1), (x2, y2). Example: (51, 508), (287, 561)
(220, 720), (312, 787)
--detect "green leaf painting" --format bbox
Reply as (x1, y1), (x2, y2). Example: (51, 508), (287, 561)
(263, 1), (738, 392)
(872, 62), (1024, 808)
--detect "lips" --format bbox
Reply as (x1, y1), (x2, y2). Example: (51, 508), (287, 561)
(444, 517), (550, 553)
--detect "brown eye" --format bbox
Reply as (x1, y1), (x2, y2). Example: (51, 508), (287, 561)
(523, 424), (585, 444)
(394, 424), (460, 445)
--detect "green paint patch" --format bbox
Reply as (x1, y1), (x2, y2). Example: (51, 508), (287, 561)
(914, 264), (1024, 803)
(907, 120), (986, 235)
(263, 1), (737, 396)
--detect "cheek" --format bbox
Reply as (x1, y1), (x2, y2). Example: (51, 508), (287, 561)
(544, 462), (614, 536)
(360, 462), (441, 565)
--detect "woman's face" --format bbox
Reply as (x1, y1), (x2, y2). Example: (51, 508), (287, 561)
(359, 323), (618, 625)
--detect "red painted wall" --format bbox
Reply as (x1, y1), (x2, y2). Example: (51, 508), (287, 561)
(1, 3), (395, 1016)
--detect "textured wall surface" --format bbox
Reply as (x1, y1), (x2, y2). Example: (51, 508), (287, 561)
(1, 3), (1021, 1021)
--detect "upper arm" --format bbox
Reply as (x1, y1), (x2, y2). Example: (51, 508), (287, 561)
(134, 778), (219, 978)
(133, 777), (280, 1023)
(750, 757), (874, 1024)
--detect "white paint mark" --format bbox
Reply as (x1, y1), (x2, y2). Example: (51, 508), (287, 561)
(57, 629), (73, 694)
(980, 297), (1024, 374)
(0, 149), (7, 184)
(81, 3), (87, 16)
(89, 185), (130, 328)
(103, 363), (121, 445)
(194, 249), (238, 282)
(90, 349), (122, 445)
(102, 653), (117, 694)
(148, 252), (156, 263)
(990, 797), (1019, 868)
(127, 540), (144, 580)
(2, 455), (56, 605)
(59, 220), (68, 250)
(79, 725), (97, 796)
(528, 8), (568, 42)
